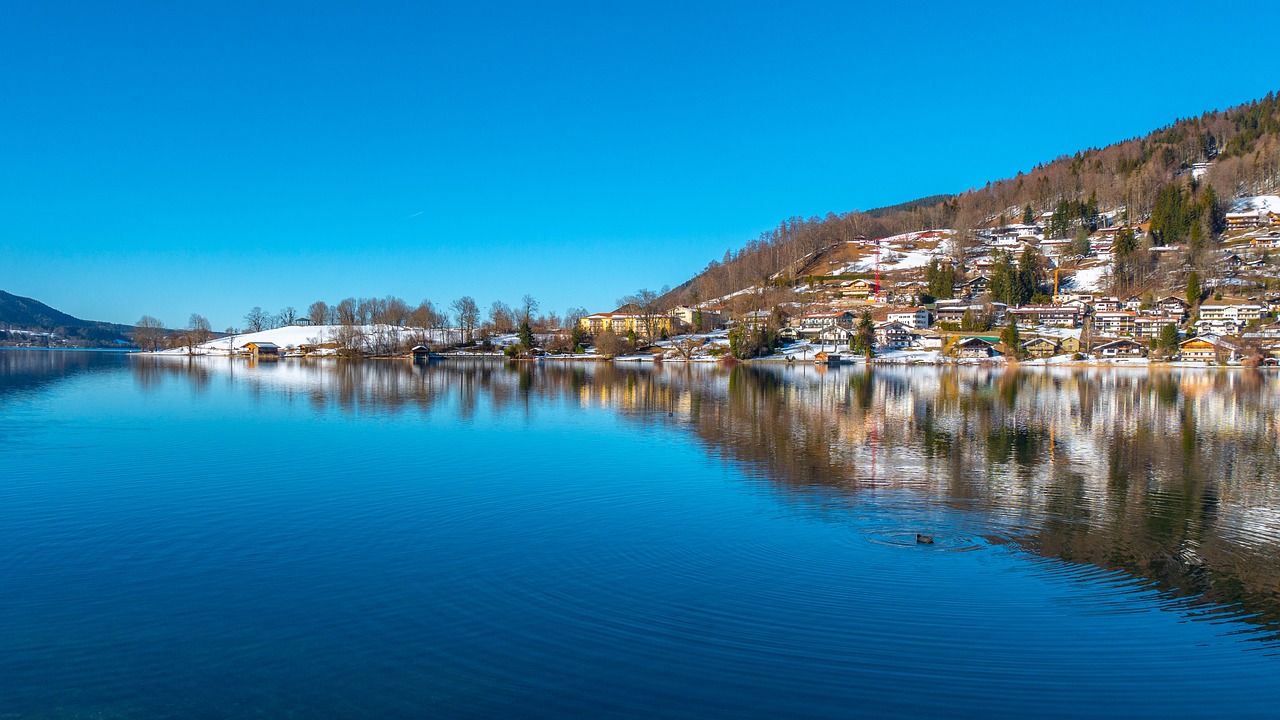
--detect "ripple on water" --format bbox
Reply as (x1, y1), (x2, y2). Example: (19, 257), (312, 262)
(861, 528), (988, 552)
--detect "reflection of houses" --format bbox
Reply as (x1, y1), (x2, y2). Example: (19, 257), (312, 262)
(243, 341), (280, 359)
(1096, 338), (1146, 358)
(951, 337), (997, 358)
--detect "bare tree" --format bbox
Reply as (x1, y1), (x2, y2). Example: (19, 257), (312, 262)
(244, 307), (270, 332)
(330, 324), (367, 356)
(621, 288), (663, 340)
(519, 294), (539, 325)
(378, 296), (411, 326)
(307, 300), (330, 326)
(187, 314), (211, 350)
(336, 298), (358, 325)
(594, 328), (630, 357)
(277, 306), (299, 326)
(671, 335), (704, 360)
(488, 301), (515, 334)
(408, 300), (438, 347)
(133, 315), (165, 351)
(451, 296), (479, 343)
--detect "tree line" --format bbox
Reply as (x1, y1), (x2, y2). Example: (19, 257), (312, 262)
(134, 294), (593, 356)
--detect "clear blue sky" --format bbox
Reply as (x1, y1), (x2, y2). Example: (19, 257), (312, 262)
(1, 1), (1275, 330)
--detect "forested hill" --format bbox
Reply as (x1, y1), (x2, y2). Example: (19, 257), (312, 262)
(666, 91), (1280, 305)
(0, 290), (134, 346)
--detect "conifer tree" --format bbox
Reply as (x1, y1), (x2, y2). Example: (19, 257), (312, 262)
(1000, 315), (1021, 357)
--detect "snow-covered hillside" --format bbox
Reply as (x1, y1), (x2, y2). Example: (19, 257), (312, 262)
(1231, 196), (1280, 213)
(150, 324), (460, 356)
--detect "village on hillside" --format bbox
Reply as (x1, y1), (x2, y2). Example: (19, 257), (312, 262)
(574, 194), (1280, 366)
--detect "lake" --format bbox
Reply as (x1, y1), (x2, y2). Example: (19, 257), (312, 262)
(3, 350), (1279, 718)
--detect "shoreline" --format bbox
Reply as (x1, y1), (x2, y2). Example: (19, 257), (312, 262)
(126, 349), (1262, 371)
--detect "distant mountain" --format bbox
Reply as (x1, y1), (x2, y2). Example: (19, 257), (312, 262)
(0, 290), (135, 346)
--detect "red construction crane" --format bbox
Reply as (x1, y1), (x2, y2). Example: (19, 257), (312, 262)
(874, 237), (881, 300)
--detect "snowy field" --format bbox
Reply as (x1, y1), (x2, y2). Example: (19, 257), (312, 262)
(149, 324), (464, 356)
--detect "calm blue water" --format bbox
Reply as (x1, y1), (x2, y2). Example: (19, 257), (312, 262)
(2, 350), (1279, 718)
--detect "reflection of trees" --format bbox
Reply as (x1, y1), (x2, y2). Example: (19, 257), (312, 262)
(123, 357), (1280, 640)
(0, 349), (116, 399)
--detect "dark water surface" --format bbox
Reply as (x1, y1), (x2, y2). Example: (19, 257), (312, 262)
(3, 350), (1279, 718)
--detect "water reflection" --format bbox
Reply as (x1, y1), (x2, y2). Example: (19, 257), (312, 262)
(0, 348), (124, 400)
(114, 356), (1280, 641)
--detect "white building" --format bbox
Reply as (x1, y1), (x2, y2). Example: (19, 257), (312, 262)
(886, 307), (931, 329)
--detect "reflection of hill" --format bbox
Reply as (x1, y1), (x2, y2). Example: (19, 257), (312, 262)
(0, 349), (128, 400)
(129, 357), (1280, 640)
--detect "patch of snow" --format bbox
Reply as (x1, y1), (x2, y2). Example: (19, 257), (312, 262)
(149, 324), (462, 355)
(1068, 265), (1109, 293)
(1231, 196), (1280, 213)
(839, 248), (939, 274)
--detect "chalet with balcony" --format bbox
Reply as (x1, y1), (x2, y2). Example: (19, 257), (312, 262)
(951, 337), (997, 358)
(1179, 335), (1239, 363)
(1096, 338), (1146, 358)
(1021, 337), (1060, 358)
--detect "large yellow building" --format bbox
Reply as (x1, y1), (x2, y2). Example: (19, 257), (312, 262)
(580, 311), (673, 337)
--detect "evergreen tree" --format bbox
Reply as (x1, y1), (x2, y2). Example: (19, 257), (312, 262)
(1187, 271), (1202, 307)
(989, 251), (1017, 305)
(518, 320), (535, 350)
(1200, 184), (1225, 234)
(1000, 315), (1021, 357)
(1016, 247), (1044, 304)
(1158, 323), (1180, 354)
(1113, 228), (1138, 257)
(1070, 226), (1091, 258)
(569, 323), (587, 351)
(1022, 204), (1034, 224)
(925, 258), (955, 300)
(855, 310), (875, 358)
